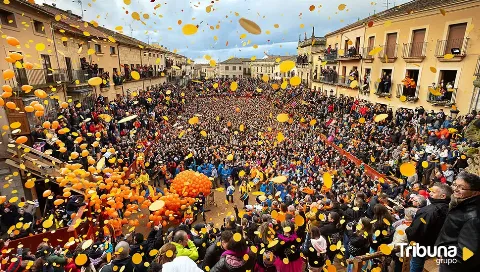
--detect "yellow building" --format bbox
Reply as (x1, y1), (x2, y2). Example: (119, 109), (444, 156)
(313, 0), (480, 114)
(218, 58), (250, 79)
(251, 55), (295, 80)
(296, 28), (326, 87)
(0, 0), (182, 156)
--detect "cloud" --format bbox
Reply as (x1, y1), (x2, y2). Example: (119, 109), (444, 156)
(41, 0), (410, 61)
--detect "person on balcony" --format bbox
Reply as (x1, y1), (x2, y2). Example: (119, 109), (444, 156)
(402, 75), (416, 97)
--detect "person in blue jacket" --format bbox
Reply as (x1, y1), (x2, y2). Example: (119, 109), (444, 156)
(220, 164), (232, 188)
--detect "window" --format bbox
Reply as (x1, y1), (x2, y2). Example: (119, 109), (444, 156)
(428, 70), (458, 102)
(149, 53), (151, 57)
(33, 20), (45, 34)
(0, 9), (16, 27)
(233, 66), (236, 71)
(225, 66), (229, 70)
(110, 46), (116, 55)
(62, 40), (68, 47)
(95, 44), (102, 53)
(239, 66), (241, 70)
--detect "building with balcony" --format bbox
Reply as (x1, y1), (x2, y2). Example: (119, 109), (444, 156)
(297, 28), (326, 88)
(250, 55), (296, 80)
(310, 0), (480, 114)
(165, 53), (188, 84)
(218, 58), (250, 79)
(0, 0), (186, 158)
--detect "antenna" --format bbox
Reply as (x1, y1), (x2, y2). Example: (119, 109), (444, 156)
(72, 0), (85, 18)
(383, 0), (392, 10)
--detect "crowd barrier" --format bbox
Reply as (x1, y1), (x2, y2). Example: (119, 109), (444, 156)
(319, 134), (386, 180)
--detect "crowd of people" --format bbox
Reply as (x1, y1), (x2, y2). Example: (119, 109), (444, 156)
(1, 77), (480, 272)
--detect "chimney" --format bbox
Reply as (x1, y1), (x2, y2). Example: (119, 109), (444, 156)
(52, 3), (56, 7)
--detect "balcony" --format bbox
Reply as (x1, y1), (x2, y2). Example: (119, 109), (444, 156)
(378, 44), (398, 63)
(402, 42), (427, 63)
(316, 75), (337, 85)
(323, 51), (338, 63)
(337, 47), (362, 61)
(396, 84), (419, 102)
(66, 70), (90, 85)
(474, 57), (480, 88)
(123, 69), (163, 82)
(435, 38), (468, 61)
(14, 69), (67, 88)
(427, 85), (457, 106)
(337, 76), (360, 90)
(362, 47), (374, 63)
(374, 80), (393, 98)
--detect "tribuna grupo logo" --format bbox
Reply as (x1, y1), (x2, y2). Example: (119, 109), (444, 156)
(398, 243), (473, 265)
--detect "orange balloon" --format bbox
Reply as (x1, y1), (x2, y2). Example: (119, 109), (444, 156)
(54, 199), (64, 206)
(59, 147), (67, 153)
(33, 104), (44, 111)
(24, 106), (34, 112)
(5, 57), (15, 63)
(43, 190), (52, 197)
(51, 121), (59, 129)
(6, 36), (20, 46)
(34, 111), (44, 117)
(0, 97), (4, 107)
(2, 86), (12, 93)
(1, 92), (12, 99)
(29, 101), (39, 106)
(61, 102), (68, 109)
(24, 62), (34, 70)
(6, 101), (16, 109)
(15, 136), (28, 144)
(3, 69), (14, 80)
(9, 52), (23, 61)
(34, 89), (47, 99)
(21, 85), (33, 92)
(42, 121), (51, 129)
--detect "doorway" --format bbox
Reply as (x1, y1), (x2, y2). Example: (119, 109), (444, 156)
(41, 54), (53, 84)
(438, 70), (458, 101)
(65, 57), (72, 81)
(446, 23), (467, 55)
(377, 69), (392, 94)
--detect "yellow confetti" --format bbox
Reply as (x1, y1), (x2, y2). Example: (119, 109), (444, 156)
(182, 24), (198, 35)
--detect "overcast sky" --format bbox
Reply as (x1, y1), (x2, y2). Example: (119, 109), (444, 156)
(44, 0), (410, 63)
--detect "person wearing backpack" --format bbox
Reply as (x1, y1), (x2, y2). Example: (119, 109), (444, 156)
(253, 223), (277, 272)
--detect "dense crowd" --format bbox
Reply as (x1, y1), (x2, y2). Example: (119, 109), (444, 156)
(1, 77), (480, 272)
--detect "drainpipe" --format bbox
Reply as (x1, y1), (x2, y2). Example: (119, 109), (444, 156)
(115, 44), (124, 96)
(50, 22), (67, 100)
(359, 23), (368, 99)
(140, 48), (144, 91)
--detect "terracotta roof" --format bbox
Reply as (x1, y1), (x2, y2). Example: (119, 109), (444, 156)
(326, 0), (469, 36)
(39, 4), (109, 39)
(16, 1), (183, 56)
(219, 58), (250, 64)
(14, 0), (55, 16)
(253, 55), (295, 63)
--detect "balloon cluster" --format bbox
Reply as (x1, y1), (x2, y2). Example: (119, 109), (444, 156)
(54, 162), (203, 231)
(170, 170), (212, 197)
